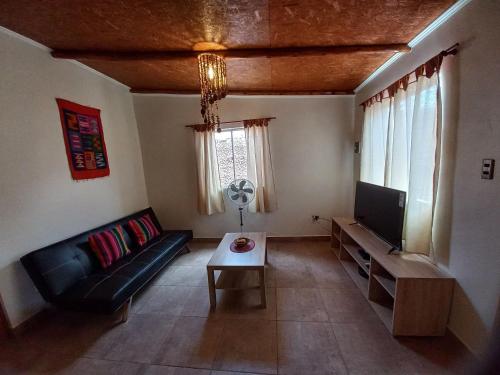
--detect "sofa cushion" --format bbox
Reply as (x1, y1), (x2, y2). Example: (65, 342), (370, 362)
(128, 214), (161, 246)
(88, 225), (131, 268)
(55, 232), (189, 313)
(160, 230), (194, 249)
(21, 241), (93, 300)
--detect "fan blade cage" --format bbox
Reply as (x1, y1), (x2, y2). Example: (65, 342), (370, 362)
(226, 179), (256, 207)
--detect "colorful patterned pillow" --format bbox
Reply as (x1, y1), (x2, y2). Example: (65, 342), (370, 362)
(88, 225), (131, 268)
(128, 214), (161, 247)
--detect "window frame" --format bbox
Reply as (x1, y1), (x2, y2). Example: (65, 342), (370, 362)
(214, 126), (247, 189)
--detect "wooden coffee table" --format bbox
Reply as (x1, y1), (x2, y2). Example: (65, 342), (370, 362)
(206, 232), (267, 311)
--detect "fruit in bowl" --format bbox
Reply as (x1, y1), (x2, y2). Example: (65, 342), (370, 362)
(234, 237), (249, 247)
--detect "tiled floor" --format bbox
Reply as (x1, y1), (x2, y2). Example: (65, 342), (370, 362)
(0, 241), (476, 374)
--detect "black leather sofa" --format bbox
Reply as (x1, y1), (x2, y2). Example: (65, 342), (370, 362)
(21, 207), (192, 319)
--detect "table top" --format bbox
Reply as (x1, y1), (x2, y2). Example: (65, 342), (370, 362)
(207, 232), (266, 269)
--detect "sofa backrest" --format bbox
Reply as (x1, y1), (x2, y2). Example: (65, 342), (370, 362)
(21, 207), (163, 302)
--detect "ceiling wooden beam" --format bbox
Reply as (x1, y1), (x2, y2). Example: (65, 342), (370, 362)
(130, 88), (355, 95)
(51, 44), (410, 61)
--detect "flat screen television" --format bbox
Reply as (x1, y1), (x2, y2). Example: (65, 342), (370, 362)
(354, 181), (406, 251)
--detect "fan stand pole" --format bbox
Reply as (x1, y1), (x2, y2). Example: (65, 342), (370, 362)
(239, 207), (243, 235)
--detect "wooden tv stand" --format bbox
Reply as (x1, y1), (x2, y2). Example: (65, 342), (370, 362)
(331, 217), (454, 336)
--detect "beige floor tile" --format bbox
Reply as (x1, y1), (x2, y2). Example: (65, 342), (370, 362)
(172, 244), (215, 266)
(181, 285), (276, 321)
(277, 288), (328, 322)
(133, 285), (193, 315)
(395, 335), (476, 375)
(331, 321), (419, 375)
(215, 287), (276, 321)
(19, 310), (114, 357)
(212, 267), (275, 290)
(308, 260), (357, 289)
(278, 321), (348, 375)
(305, 241), (338, 258)
(320, 288), (379, 323)
(143, 365), (212, 375)
(180, 287), (214, 318)
(269, 243), (311, 268)
(210, 371), (264, 375)
(155, 316), (224, 369)
(60, 358), (143, 375)
(154, 265), (208, 287)
(0, 342), (58, 374)
(275, 263), (317, 288)
(102, 313), (175, 363)
(82, 320), (132, 359)
(213, 319), (277, 374)
(214, 269), (263, 289)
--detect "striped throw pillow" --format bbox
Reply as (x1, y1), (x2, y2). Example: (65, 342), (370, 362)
(128, 214), (161, 247)
(88, 225), (131, 268)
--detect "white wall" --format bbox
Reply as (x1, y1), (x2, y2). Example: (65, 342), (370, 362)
(0, 30), (149, 327)
(133, 95), (354, 238)
(354, 0), (500, 356)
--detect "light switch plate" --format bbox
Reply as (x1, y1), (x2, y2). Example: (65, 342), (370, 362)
(354, 141), (360, 154)
(481, 159), (495, 179)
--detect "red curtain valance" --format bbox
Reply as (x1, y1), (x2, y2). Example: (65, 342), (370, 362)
(190, 123), (215, 132)
(187, 117), (275, 132)
(243, 118), (269, 128)
(361, 44), (458, 110)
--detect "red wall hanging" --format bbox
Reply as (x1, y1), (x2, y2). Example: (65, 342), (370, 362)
(56, 99), (110, 180)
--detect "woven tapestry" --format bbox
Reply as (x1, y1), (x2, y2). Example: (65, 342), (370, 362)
(56, 99), (110, 180)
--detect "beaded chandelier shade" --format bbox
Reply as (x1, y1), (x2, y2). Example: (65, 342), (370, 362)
(198, 53), (227, 132)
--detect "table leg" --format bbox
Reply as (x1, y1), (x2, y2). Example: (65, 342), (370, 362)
(207, 267), (216, 311)
(259, 267), (267, 308)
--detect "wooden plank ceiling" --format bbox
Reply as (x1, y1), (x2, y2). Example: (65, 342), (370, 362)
(0, 0), (456, 94)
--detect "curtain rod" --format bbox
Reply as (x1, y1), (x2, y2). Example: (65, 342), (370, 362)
(361, 43), (459, 109)
(185, 117), (276, 128)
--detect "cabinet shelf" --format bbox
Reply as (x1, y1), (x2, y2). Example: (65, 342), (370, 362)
(369, 299), (394, 331)
(342, 243), (369, 273)
(372, 274), (396, 298)
(340, 259), (368, 298)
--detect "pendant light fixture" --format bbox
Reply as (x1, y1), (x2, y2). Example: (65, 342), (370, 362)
(197, 53), (227, 132)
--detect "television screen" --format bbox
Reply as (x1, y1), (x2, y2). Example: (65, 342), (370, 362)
(354, 181), (406, 250)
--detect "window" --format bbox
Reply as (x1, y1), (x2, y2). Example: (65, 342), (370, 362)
(215, 128), (247, 188)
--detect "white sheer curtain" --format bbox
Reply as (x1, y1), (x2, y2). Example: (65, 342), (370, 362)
(244, 120), (277, 213)
(392, 74), (440, 254)
(194, 128), (225, 215)
(431, 57), (458, 263)
(360, 72), (441, 255)
(360, 99), (391, 185)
